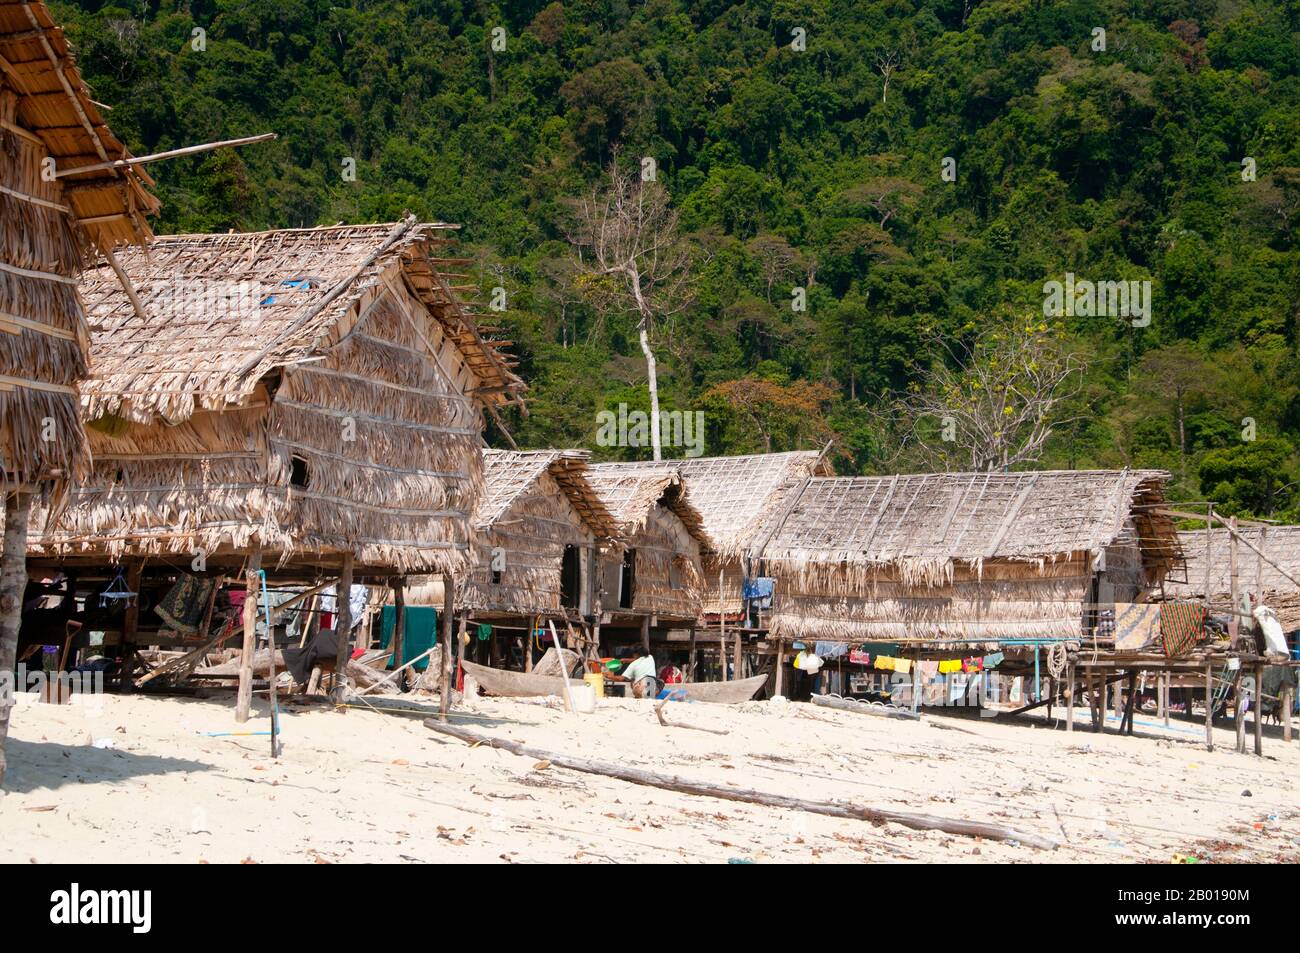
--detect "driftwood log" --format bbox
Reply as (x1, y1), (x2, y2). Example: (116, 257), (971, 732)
(810, 693), (922, 720)
(423, 719), (1057, 850)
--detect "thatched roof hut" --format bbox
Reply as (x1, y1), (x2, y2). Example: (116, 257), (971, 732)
(1166, 526), (1300, 630)
(29, 218), (522, 576)
(585, 465), (708, 625)
(1, 0), (157, 492)
(758, 469), (1178, 644)
(618, 452), (831, 617)
(460, 449), (618, 620)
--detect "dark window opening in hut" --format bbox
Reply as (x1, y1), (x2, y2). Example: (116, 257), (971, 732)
(290, 454), (310, 489)
(492, 568), (503, 585)
(619, 549), (636, 609)
(560, 544), (581, 609)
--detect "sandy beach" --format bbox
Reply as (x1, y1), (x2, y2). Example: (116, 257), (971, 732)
(2, 689), (1297, 865)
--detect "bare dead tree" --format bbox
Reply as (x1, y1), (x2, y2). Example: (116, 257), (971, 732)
(874, 50), (900, 104)
(567, 163), (692, 460)
(884, 323), (1087, 472)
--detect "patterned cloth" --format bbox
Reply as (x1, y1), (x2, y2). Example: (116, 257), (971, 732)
(1112, 603), (1161, 651)
(154, 574), (217, 636)
(1160, 601), (1205, 657)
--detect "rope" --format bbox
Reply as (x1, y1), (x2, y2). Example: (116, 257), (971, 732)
(1046, 640), (1078, 679)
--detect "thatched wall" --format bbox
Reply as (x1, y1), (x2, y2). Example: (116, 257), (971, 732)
(462, 467), (595, 617)
(586, 467), (706, 623)
(768, 555), (1094, 642)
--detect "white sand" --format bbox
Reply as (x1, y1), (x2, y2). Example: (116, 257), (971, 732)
(2, 689), (1298, 864)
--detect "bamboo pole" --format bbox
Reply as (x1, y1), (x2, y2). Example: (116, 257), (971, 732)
(1205, 663), (1214, 752)
(391, 576), (406, 688)
(1065, 661), (1075, 732)
(1254, 662), (1264, 757)
(54, 132), (277, 177)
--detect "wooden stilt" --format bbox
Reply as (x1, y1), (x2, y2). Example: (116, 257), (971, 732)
(390, 576), (406, 689)
(1066, 661), (1075, 733)
(118, 558), (144, 687)
(1254, 662), (1264, 757)
(0, 491), (32, 785)
(734, 630), (743, 681)
(1205, 663), (1214, 752)
(525, 615), (534, 672)
(1234, 669), (1246, 753)
(235, 547), (262, 722)
(330, 553), (354, 702)
(774, 639), (785, 698)
(640, 614), (650, 655)
(1122, 672), (1136, 735)
(439, 572), (454, 719)
(688, 628), (697, 680)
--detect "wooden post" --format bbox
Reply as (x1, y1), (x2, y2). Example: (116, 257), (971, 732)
(718, 570), (727, 682)
(734, 630), (744, 681)
(0, 491), (32, 785)
(235, 548), (262, 722)
(1122, 672), (1137, 735)
(1205, 663), (1214, 752)
(330, 554), (354, 701)
(1228, 516), (1240, 649)
(1234, 669), (1246, 753)
(1253, 662), (1264, 757)
(119, 558), (144, 687)
(774, 639), (785, 697)
(688, 628), (697, 680)
(1065, 661), (1075, 733)
(439, 572), (454, 719)
(391, 577), (406, 687)
(524, 615), (534, 672)
(1204, 504), (1213, 609)
(640, 613), (651, 656)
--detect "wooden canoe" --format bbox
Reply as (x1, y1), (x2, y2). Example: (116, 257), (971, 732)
(660, 673), (767, 704)
(462, 660), (767, 704)
(461, 659), (584, 698)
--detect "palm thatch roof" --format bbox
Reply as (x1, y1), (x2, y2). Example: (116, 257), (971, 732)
(584, 465), (707, 545)
(592, 451), (828, 556)
(0, 1), (157, 249)
(1, 1), (156, 491)
(77, 217), (522, 425)
(758, 469), (1176, 582)
(478, 449), (619, 539)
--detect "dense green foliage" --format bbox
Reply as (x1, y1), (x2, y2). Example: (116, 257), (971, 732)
(56, 0), (1300, 519)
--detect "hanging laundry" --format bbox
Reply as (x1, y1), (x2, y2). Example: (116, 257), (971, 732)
(981, 651), (1005, 669)
(919, 660), (940, 678)
(476, 623), (493, 641)
(874, 655), (895, 671)
(893, 658), (912, 674)
(962, 657), (984, 673)
(154, 573), (217, 636)
(742, 577), (776, 608)
(938, 659), (962, 674)
(815, 641), (848, 659)
(848, 649), (872, 665)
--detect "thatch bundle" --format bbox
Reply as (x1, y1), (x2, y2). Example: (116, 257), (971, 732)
(459, 449), (618, 618)
(585, 465), (708, 622)
(0, 1), (156, 491)
(30, 219), (522, 574)
(758, 469), (1178, 643)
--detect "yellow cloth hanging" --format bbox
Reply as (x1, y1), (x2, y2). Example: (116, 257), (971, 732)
(938, 659), (962, 674)
(874, 655), (895, 671)
(894, 658), (912, 674)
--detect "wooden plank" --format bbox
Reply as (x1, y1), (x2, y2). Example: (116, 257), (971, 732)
(235, 549), (261, 722)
